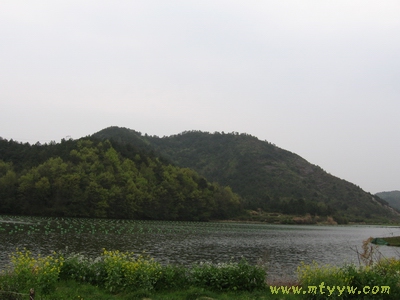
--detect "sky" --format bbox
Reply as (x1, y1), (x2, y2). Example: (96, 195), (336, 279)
(1, 1), (399, 194)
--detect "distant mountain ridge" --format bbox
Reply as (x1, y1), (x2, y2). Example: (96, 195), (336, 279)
(92, 126), (399, 223)
(376, 191), (400, 211)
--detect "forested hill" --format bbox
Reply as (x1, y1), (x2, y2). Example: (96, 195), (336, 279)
(0, 137), (242, 220)
(376, 191), (400, 211)
(92, 127), (399, 223)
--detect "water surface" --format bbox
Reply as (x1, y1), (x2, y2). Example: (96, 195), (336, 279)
(1, 216), (399, 280)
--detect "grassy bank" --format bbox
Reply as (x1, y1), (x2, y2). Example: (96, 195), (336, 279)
(1, 246), (400, 299)
(0, 280), (298, 300)
(0, 249), (269, 299)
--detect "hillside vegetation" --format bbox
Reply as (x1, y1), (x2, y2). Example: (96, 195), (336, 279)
(93, 127), (399, 223)
(0, 137), (241, 220)
(1, 126), (398, 223)
(376, 191), (400, 211)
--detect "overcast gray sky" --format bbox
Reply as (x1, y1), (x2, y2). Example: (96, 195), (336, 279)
(1, 1), (399, 194)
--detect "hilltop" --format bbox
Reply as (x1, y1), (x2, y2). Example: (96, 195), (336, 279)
(92, 126), (399, 224)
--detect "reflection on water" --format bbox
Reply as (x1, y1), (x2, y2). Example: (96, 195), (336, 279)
(1, 216), (400, 279)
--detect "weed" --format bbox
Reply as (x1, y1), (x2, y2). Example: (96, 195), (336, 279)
(190, 258), (266, 291)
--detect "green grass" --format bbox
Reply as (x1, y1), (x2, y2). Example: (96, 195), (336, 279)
(1, 280), (298, 300)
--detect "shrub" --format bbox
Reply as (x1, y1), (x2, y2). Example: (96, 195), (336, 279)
(102, 249), (162, 292)
(297, 261), (352, 299)
(190, 258), (266, 291)
(298, 259), (400, 299)
(345, 259), (400, 299)
(59, 252), (106, 286)
(154, 264), (190, 290)
(4, 248), (63, 295)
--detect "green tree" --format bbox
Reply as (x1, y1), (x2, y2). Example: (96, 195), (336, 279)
(0, 161), (18, 212)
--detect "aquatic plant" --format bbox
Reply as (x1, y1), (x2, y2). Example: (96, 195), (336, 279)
(0, 215), (244, 238)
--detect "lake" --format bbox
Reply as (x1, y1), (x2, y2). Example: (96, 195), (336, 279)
(1, 215), (399, 280)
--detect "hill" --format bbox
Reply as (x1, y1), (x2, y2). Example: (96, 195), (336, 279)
(92, 126), (399, 223)
(376, 191), (400, 211)
(0, 137), (241, 220)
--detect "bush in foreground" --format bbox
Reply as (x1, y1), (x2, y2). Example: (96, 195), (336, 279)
(0, 249), (267, 297)
(297, 259), (400, 299)
(191, 259), (266, 291)
(0, 248), (63, 296)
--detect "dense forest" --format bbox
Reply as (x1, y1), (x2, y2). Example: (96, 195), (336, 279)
(93, 127), (399, 223)
(0, 137), (242, 220)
